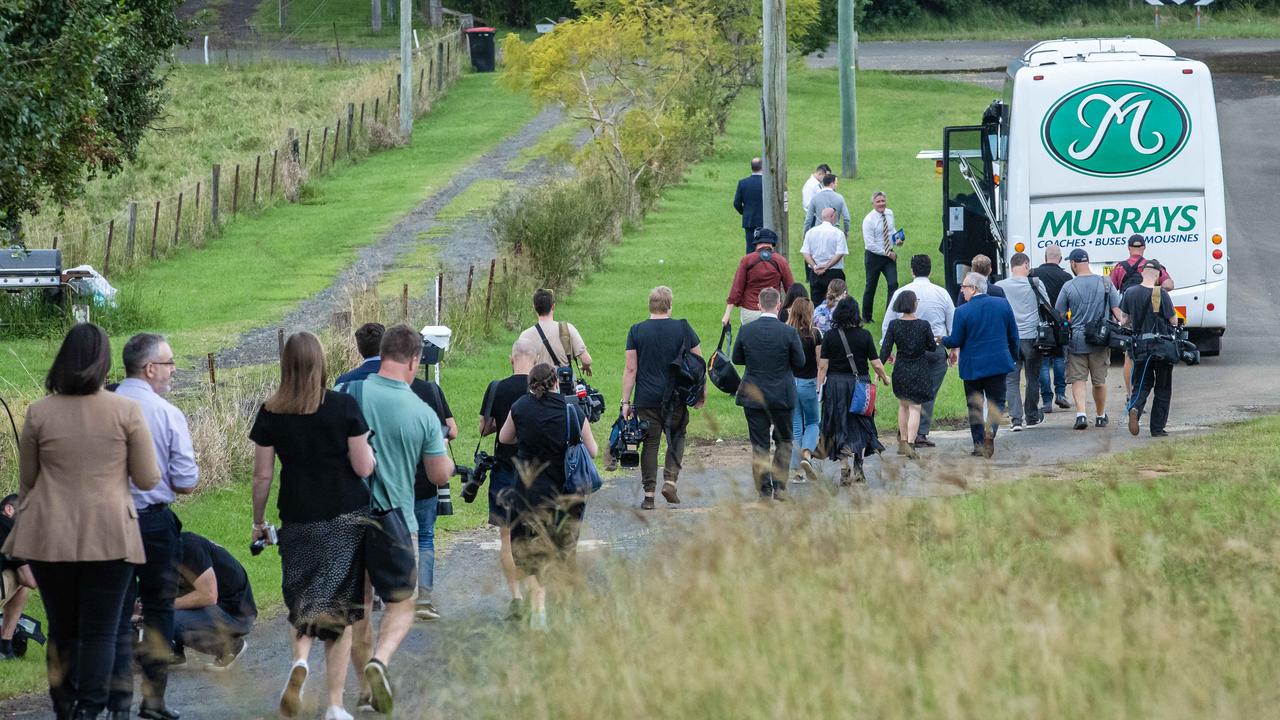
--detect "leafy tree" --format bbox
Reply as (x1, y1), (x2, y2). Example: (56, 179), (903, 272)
(0, 0), (188, 247)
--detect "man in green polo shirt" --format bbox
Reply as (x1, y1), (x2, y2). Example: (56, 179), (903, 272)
(338, 324), (452, 715)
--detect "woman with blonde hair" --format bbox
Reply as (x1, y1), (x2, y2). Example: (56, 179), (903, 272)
(249, 331), (376, 720)
(813, 278), (847, 336)
(499, 363), (598, 630)
(786, 295), (821, 481)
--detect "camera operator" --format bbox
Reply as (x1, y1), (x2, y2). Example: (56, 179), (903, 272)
(172, 532), (256, 671)
(621, 287), (704, 511)
(477, 338), (539, 621)
(1, 494), (37, 661)
(1121, 260), (1177, 438)
(518, 288), (593, 378)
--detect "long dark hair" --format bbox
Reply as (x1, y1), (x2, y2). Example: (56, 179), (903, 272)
(46, 323), (111, 395)
(831, 297), (863, 330)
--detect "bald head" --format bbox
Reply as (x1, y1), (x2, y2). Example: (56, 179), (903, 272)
(820, 207), (837, 224)
(1045, 245), (1063, 263)
(511, 337), (539, 373)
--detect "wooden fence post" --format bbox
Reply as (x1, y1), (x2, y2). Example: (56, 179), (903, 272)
(346, 103), (355, 153)
(277, 328), (285, 359)
(252, 155), (261, 204)
(103, 219), (115, 276)
(211, 165), (221, 226)
(53, 235), (60, 250)
(387, 85), (393, 111)
(270, 150), (279, 197)
(172, 192), (183, 248)
(418, 67), (424, 95)
(464, 264), (475, 309)
(150, 200), (161, 259)
(359, 102), (366, 129)
(333, 119), (341, 163)
(319, 127), (328, 173)
(304, 129), (312, 165)
(193, 182), (202, 244)
(232, 164), (240, 214)
(437, 272), (444, 316)
(207, 353), (217, 397)
(401, 283), (409, 321)
(126, 201), (138, 262)
(374, 97), (380, 123)
(485, 258), (496, 314)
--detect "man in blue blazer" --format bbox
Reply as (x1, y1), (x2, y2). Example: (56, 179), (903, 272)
(733, 158), (764, 254)
(942, 272), (1019, 459)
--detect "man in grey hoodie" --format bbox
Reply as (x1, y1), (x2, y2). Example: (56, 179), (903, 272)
(995, 252), (1048, 431)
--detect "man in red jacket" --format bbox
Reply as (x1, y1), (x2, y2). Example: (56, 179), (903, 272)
(721, 229), (795, 327)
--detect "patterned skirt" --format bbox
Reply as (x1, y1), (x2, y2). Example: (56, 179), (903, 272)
(277, 509), (368, 641)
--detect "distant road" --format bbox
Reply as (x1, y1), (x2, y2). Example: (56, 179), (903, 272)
(811, 38), (1280, 72)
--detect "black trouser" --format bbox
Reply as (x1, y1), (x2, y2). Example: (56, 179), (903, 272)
(1006, 339), (1044, 425)
(807, 267), (845, 306)
(963, 374), (1008, 446)
(1130, 358), (1173, 433)
(862, 251), (898, 322)
(110, 506), (181, 711)
(744, 227), (760, 254)
(636, 404), (689, 494)
(173, 606), (256, 658)
(29, 560), (135, 718)
(744, 406), (794, 496)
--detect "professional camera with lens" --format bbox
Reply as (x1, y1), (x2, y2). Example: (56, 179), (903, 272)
(1174, 324), (1200, 366)
(460, 451), (497, 503)
(614, 416), (649, 468)
(555, 366), (605, 423)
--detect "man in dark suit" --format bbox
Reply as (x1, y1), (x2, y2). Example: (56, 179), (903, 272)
(733, 157), (764, 254)
(731, 287), (806, 500)
(942, 272), (1019, 459)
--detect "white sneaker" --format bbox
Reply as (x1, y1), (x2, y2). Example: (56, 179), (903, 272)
(278, 659), (308, 718)
(324, 706), (353, 720)
(529, 607), (548, 631)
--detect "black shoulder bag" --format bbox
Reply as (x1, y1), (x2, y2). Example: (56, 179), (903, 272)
(1031, 279), (1069, 356)
(1083, 278), (1113, 348)
(708, 324), (741, 395)
(667, 319), (707, 407)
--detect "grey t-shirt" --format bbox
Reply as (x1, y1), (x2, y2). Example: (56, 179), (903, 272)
(995, 276), (1047, 340)
(1055, 274), (1122, 354)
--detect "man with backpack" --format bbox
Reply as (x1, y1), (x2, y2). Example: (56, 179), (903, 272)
(722, 229), (795, 327)
(621, 287), (705, 510)
(1121, 259), (1177, 437)
(1110, 234), (1175, 402)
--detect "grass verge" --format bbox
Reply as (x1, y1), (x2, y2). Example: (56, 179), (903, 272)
(858, 6), (1280, 41)
(471, 414), (1280, 719)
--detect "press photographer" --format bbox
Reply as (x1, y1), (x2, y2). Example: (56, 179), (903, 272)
(1121, 259), (1188, 438)
(621, 286), (705, 510)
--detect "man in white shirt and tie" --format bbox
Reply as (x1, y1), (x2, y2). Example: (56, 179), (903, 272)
(800, 163), (831, 217)
(860, 190), (904, 323)
(882, 254), (955, 448)
(800, 207), (848, 302)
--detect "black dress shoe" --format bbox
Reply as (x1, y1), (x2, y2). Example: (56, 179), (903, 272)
(138, 705), (180, 720)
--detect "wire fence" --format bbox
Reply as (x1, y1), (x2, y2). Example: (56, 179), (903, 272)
(20, 30), (468, 279)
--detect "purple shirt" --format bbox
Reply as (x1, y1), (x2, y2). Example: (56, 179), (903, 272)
(115, 378), (199, 509)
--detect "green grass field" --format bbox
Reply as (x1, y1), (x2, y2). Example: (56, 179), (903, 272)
(473, 414), (1280, 718)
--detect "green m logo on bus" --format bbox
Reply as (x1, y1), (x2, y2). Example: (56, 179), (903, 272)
(1041, 81), (1191, 178)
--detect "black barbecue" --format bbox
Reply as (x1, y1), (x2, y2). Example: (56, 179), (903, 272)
(1, 248), (63, 291)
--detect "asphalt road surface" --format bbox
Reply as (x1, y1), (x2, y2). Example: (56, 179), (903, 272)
(4, 40), (1279, 720)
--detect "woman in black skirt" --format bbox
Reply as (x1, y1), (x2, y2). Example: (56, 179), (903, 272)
(879, 290), (938, 460)
(250, 332), (376, 720)
(498, 363), (598, 630)
(817, 298), (891, 484)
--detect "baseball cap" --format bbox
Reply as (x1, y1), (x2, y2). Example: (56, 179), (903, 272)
(1128, 234), (1146, 248)
(1067, 249), (1090, 263)
(754, 228), (778, 246)
(1143, 259), (1164, 272)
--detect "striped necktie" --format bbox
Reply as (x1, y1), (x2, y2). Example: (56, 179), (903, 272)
(881, 213), (892, 254)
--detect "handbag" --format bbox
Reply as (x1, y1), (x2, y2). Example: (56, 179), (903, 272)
(1031, 280), (1069, 356)
(562, 405), (603, 496)
(836, 329), (877, 418)
(1083, 278), (1114, 348)
(707, 323), (741, 395)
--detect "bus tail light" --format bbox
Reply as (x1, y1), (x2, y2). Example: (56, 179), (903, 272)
(1213, 263), (1224, 274)
(1014, 242), (1025, 253)
(1212, 234), (1223, 245)
(1207, 303), (1216, 312)
(1212, 248), (1223, 260)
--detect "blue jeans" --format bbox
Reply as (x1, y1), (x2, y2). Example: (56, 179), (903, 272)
(413, 497), (438, 602)
(791, 377), (821, 469)
(1040, 351), (1067, 403)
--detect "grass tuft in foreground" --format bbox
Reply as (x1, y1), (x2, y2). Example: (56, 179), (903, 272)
(470, 415), (1280, 719)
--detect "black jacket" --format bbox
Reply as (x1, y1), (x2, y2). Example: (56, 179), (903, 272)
(731, 316), (805, 410)
(1030, 263), (1073, 304)
(733, 174), (764, 230)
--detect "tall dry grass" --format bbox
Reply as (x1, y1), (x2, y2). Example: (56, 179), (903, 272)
(464, 416), (1280, 720)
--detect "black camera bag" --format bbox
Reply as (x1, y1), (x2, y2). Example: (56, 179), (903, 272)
(708, 323), (741, 395)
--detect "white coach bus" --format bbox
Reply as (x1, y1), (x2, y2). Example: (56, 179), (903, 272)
(932, 38), (1227, 354)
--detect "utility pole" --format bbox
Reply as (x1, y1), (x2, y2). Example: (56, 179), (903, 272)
(278, 0), (285, 29)
(838, 0), (858, 178)
(400, 0), (413, 139)
(372, 0), (382, 31)
(761, 0), (789, 257)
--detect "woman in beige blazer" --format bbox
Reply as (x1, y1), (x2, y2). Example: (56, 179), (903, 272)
(2, 324), (161, 720)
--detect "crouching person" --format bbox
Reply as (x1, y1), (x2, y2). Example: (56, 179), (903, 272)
(172, 532), (256, 670)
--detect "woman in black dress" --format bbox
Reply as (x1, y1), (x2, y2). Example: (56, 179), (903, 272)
(249, 332), (376, 720)
(879, 290), (938, 460)
(498, 363), (598, 630)
(817, 298), (891, 484)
